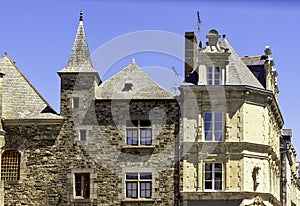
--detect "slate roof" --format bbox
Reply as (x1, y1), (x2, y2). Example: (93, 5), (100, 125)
(96, 60), (174, 100)
(0, 55), (62, 120)
(241, 55), (267, 66)
(219, 38), (264, 89)
(58, 16), (96, 74)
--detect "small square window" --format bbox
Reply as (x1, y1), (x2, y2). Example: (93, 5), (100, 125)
(125, 172), (152, 199)
(126, 120), (152, 146)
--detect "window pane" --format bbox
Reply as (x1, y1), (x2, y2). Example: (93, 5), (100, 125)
(214, 132), (223, 141)
(140, 173), (152, 179)
(205, 163), (212, 172)
(126, 182), (138, 198)
(215, 180), (222, 190)
(140, 129), (152, 145)
(204, 122), (212, 131)
(205, 132), (212, 141)
(214, 113), (223, 121)
(140, 182), (151, 198)
(127, 120), (138, 127)
(83, 174), (90, 198)
(80, 130), (87, 141)
(140, 120), (151, 127)
(126, 173), (138, 180)
(204, 113), (212, 121)
(1, 150), (20, 181)
(75, 174), (82, 196)
(215, 163), (222, 171)
(214, 122), (223, 131)
(205, 172), (212, 180)
(127, 129), (138, 145)
(205, 181), (212, 189)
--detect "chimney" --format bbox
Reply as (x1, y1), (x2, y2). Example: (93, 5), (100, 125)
(185, 32), (197, 80)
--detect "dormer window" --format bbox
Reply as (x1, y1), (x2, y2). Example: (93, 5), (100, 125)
(207, 66), (221, 85)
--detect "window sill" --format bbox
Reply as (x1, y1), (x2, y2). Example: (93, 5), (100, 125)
(122, 198), (155, 202)
(122, 145), (155, 149)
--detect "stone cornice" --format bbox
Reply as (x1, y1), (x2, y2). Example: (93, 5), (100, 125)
(3, 118), (64, 126)
(181, 191), (281, 206)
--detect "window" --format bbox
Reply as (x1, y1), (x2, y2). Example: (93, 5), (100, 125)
(126, 172), (152, 199)
(72, 97), (79, 109)
(204, 163), (223, 190)
(126, 120), (152, 146)
(207, 66), (221, 85)
(79, 129), (87, 141)
(74, 173), (90, 199)
(204, 112), (223, 141)
(1, 150), (20, 181)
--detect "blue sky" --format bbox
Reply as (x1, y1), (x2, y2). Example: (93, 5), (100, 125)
(1, 0), (300, 156)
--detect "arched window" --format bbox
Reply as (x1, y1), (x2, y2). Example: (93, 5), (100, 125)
(1, 150), (20, 181)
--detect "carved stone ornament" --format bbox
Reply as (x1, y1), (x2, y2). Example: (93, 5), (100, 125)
(246, 196), (266, 206)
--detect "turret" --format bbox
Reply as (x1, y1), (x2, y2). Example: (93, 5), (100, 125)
(58, 11), (101, 121)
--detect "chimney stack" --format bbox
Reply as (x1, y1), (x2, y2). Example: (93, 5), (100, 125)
(185, 32), (197, 80)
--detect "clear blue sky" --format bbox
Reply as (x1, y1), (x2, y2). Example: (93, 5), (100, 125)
(1, 0), (300, 157)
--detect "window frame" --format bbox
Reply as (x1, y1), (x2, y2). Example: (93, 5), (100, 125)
(125, 172), (152, 199)
(126, 120), (152, 146)
(203, 162), (223, 191)
(1, 150), (21, 181)
(203, 112), (224, 142)
(74, 173), (90, 199)
(207, 66), (221, 85)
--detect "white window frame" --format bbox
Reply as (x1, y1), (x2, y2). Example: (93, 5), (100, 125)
(125, 172), (152, 199)
(203, 112), (224, 142)
(126, 120), (152, 146)
(203, 162), (223, 191)
(207, 66), (221, 85)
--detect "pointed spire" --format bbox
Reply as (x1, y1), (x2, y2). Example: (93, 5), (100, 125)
(79, 10), (83, 21)
(59, 11), (96, 73)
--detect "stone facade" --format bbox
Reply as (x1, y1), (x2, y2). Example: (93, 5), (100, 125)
(0, 13), (299, 206)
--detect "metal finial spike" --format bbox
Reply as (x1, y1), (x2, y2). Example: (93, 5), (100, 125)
(79, 11), (83, 21)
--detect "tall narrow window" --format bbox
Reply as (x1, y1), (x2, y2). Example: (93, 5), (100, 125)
(204, 162), (223, 190)
(72, 97), (79, 109)
(125, 172), (152, 199)
(126, 120), (152, 146)
(79, 129), (87, 141)
(1, 150), (21, 181)
(207, 66), (221, 85)
(74, 173), (90, 199)
(204, 112), (223, 141)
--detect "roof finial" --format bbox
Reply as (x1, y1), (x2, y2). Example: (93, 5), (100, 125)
(79, 10), (83, 21)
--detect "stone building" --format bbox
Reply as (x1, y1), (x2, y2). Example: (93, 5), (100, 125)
(0, 12), (299, 206)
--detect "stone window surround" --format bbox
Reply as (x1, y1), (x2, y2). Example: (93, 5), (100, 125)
(203, 162), (224, 191)
(207, 66), (221, 85)
(69, 168), (97, 201)
(203, 111), (224, 142)
(1, 149), (21, 181)
(126, 120), (152, 146)
(72, 96), (79, 109)
(198, 64), (226, 85)
(121, 116), (160, 148)
(121, 167), (158, 201)
(74, 126), (93, 144)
